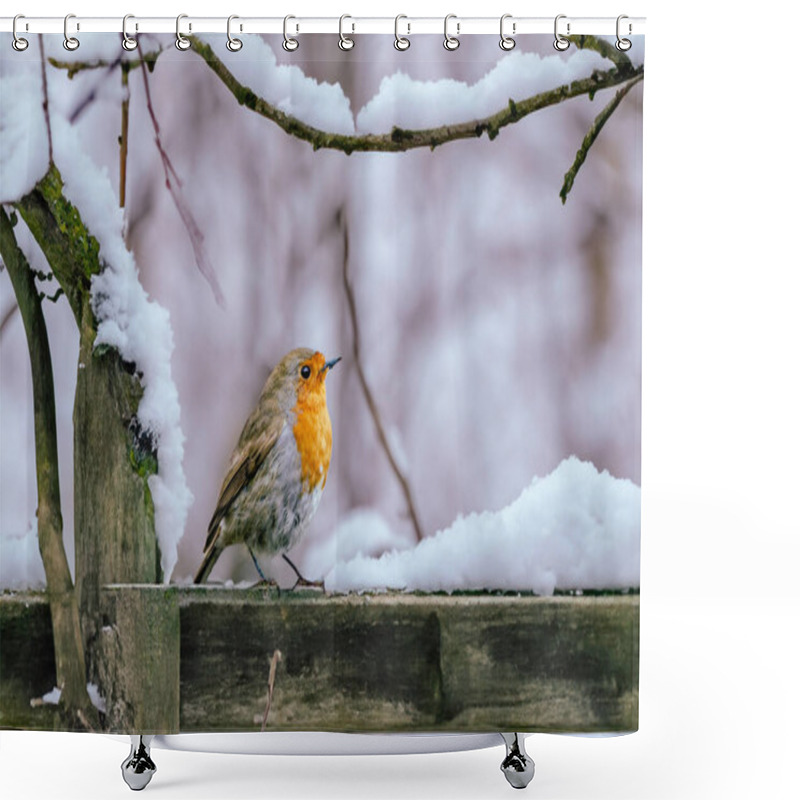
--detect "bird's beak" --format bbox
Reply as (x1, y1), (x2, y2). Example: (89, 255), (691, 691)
(322, 356), (342, 376)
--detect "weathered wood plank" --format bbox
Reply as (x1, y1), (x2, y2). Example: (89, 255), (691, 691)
(178, 589), (638, 734)
(0, 593), (60, 730)
(1, 589), (638, 734)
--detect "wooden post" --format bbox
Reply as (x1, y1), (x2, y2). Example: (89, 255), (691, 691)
(97, 586), (180, 733)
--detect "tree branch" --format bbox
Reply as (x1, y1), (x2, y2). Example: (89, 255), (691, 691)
(560, 73), (644, 204)
(189, 34), (642, 155)
(340, 210), (424, 542)
(38, 35), (53, 165)
(0, 208), (98, 731)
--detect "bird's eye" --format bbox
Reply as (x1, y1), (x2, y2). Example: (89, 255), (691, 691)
(300, 365), (312, 380)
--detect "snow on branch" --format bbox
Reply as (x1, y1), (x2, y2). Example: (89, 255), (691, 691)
(190, 34), (642, 155)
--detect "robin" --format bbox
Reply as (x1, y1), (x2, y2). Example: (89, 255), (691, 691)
(194, 348), (341, 585)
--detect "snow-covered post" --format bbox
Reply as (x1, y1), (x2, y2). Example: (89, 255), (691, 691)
(0, 208), (99, 730)
(15, 166), (159, 659)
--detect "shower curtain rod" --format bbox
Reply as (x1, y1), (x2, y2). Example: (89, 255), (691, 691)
(1, 15), (646, 37)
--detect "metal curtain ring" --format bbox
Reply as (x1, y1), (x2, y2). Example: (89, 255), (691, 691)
(122, 14), (138, 51)
(12, 14), (29, 51)
(175, 13), (191, 50)
(63, 13), (80, 51)
(553, 14), (570, 51)
(283, 15), (299, 51)
(444, 14), (460, 51)
(227, 15), (243, 51)
(500, 14), (515, 51)
(394, 14), (410, 51)
(616, 14), (632, 51)
(339, 14), (354, 50)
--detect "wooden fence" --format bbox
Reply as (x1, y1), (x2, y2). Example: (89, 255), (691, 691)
(1, 588), (638, 734)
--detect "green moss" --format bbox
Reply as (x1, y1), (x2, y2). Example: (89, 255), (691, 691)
(37, 168), (101, 281)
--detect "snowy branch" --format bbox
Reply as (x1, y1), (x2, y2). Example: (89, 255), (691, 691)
(340, 210), (425, 543)
(190, 34), (642, 154)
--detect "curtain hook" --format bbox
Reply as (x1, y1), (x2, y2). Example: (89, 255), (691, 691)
(394, 14), (410, 51)
(227, 15), (243, 51)
(175, 13), (191, 50)
(553, 14), (570, 51)
(444, 14), (460, 51)
(12, 14), (29, 51)
(500, 14), (516, 51)
(63, 13), (80, 51)
(283, 15), (299, 51)
(616, 15), (632, 51)
(122, 14), (138, 51)
(339, 14), (354, 51)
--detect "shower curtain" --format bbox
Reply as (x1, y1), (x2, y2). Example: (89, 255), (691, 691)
(0, 25), (643, 735)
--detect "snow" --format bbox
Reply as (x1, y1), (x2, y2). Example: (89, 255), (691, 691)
(302, 508), (417, 582)
(201, 34), (355, 135)
(47, 115), (193, 583)
(325, 457), (640, 595)
(0, 70), (50, 203)
(356, 49), (610, 133)
(39, 683), (107, 713)
(0, 522), (46, 590)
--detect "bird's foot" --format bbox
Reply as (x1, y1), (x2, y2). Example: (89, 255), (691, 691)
(290, 576), (325, 591)
(283, 554), (325, 592)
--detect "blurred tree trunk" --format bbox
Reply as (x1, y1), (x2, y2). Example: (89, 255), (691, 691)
(14, 166), (159, 679)
(0, 208), (99, 730)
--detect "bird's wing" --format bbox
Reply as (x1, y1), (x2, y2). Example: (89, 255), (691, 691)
(204, 416), (283, 553)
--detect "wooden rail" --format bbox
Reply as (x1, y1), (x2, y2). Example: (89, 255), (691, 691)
(1, 588), (638, 734)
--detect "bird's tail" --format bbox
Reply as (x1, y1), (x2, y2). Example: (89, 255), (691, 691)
(194, 545), (222, 584)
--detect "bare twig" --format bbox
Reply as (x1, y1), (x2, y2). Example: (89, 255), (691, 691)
(259, 649), (282, 731)
(190, 35), (642, 155)
(340, 210), (424, 542)
(560, 73), (644, 204)
(140, 64), (226, 307)
(120, 63), (130, 208)
(38, 35), (53, 164)
(1, 301), (19, 336)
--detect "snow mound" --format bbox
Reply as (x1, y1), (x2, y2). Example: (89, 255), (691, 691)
(325, 457), (640, 595)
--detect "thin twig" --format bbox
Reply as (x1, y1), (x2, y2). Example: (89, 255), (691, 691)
(190, 35), (641, 155)
(260, 650), (282, 731)
(0, 301), (19, 336)
(340, 210), (424, 542)
(560, 73), (644, 204)
(140, 63), (226, 307)
(38, 35), (53, 165)
(120, 63), (130, 208)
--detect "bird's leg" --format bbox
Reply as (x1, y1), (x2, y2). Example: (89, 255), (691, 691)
(282, 554), (324, 590)
(247, 546), (280, 593)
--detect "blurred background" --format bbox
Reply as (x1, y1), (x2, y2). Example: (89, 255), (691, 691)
(0, 33), (642, 584)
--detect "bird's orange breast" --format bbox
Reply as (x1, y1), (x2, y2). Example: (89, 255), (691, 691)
(292, 390), (333, 491)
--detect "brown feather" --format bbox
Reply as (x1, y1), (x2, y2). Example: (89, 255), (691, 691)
(203, 416), (283, 553)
